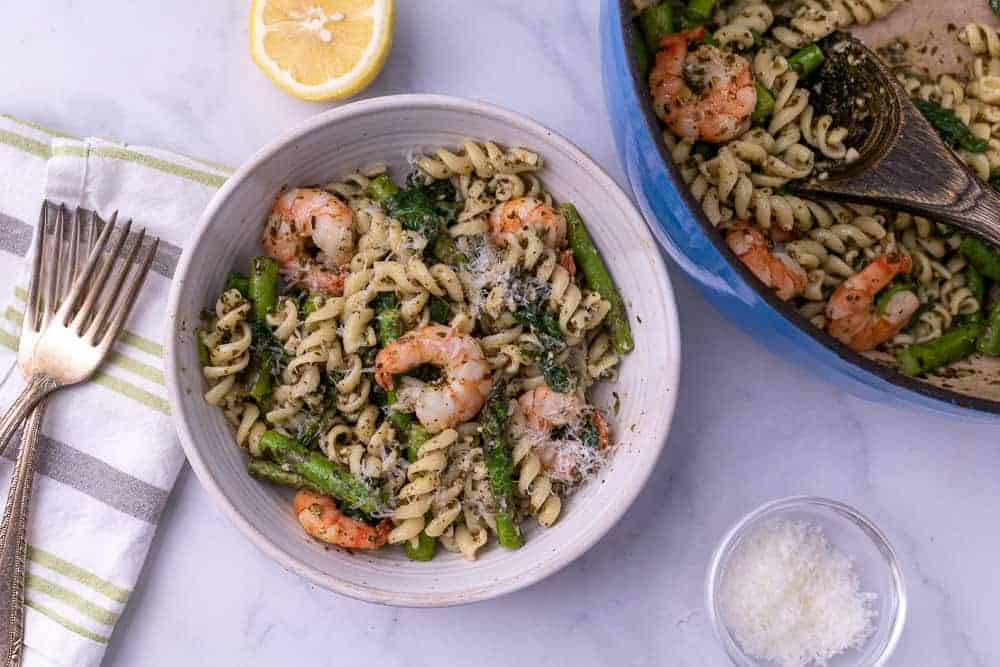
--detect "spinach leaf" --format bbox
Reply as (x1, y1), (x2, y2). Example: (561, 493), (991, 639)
(579, 419), (600, 449)
(429, 295), (451, 324)
(384, 179), (459, 244)
(513, 299), (562, 340)
(539, 350), (576, 394)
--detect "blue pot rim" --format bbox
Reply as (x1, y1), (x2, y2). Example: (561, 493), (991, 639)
(605, 0), (1000, 417)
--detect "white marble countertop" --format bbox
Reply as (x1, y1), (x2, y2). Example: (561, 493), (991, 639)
(3, 1), (999, 665)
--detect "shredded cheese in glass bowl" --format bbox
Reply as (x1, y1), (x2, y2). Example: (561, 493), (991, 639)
(706, 497), (906, 667)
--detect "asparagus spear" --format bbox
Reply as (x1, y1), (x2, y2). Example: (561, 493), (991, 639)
(638, 3), (675, 51)
(405, 532), (437, 561)
(978, 298), (1000, 356)
(684, 0), (716, 24)
(400, 425), (436, 560)
(405, 425), (430, 464)
(960, 236), (1000, 282)
(897, 323), (983, 376)
(248, 459), (320, 493)
(751, 82), (775, 123)
(961, 265), (986, 325)
(195, 329), (210, 366)
(258, 431), (387, 515)
(373, 293), (415, 431)
(250, 256), (279, 321)
(788, 44), (824, 76)
(226, 272), (250, 298)
(248, 352), (273, 406)
(367, 174), (400, 203)
(376, 308), (403, 346)
(633, 27), (651, 77)
(482, 385), (522, 550)
(561, 203), (634, 354)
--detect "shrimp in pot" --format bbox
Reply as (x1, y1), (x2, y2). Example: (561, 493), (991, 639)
(262, 187), (356, 295)
(650, 26), (757, 143)
(826, 252), (918, 352)
(489, 196), (567, 248)
(374, 324), (493, 433)
(517, 384), (609, 482)
(293, 489), (391, 550)
(726, 221), (807, 301)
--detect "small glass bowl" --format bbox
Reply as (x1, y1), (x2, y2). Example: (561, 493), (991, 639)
(706, 496), (906, 667)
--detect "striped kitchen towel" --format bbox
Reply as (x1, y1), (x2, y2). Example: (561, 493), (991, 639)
(0, 114), (231, 667)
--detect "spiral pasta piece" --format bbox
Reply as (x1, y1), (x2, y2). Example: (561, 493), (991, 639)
(512, 436), (562, 527)
(388, 429), (457, 545)
(201, 289), (252, 406)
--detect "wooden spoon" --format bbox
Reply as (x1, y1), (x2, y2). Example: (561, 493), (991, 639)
(790, 34), (1000, 247)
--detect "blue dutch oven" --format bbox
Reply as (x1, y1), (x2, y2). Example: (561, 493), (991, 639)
(599, 0), (1000, 420)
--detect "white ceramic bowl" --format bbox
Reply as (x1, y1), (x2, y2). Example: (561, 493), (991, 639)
(165, 94), (681, 606)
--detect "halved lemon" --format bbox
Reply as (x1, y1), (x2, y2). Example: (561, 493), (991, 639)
(249, 0), (394, 101)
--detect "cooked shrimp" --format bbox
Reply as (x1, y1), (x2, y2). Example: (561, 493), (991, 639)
(650, 27), (757, 143)
(489, 197), (567, 248)
(517, 384), (609, 481)
(293, 489), (391, 550)
(263, 187), (355, 295)
(374, 325), (493, 433)
(558, 248), (577, 275)
(726, 221), (807, 301)
(826, 253), (918, 352)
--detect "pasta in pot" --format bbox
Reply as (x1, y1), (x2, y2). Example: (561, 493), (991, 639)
(639, 0), (1000, 380)
(198, 139), (633, 561)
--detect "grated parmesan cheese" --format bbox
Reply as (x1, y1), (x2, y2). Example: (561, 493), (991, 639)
(457, 234), (513, 317)
(719, 520), (876, 667)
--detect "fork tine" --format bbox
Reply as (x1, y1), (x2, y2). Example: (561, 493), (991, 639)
(53, 205), (71, 303)
(42, 205), (66, 326)
(24, 203), (50, 334)
(85, 210), (99, 253)
(99, 237), (158, 350)
(61, 213), (121, 329)
(64, 207), (82, 300)
(85, 226), (145, 343)
(71, 218), (130, 332)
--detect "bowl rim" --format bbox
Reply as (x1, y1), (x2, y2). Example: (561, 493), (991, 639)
(610, 0), (1000, 416)
(704, 495), (908, 666)
(164, 93), (682, 606)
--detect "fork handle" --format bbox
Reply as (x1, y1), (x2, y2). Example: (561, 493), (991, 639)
(0, 401), (46, 667)
(0, 376), (57, 459)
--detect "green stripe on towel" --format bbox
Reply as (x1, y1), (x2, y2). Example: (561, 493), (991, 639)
(0, 329), (16, 351)
(0, 128), (50, 158)
(93, 371), (170, 415)
(52, 143), (227, 188)
(28, 546), (130, 604)
(26, 574), (119, 626)
(25, 598), (109, 644)
(2, 114), (79, 139)
(107, 350), (165, 385)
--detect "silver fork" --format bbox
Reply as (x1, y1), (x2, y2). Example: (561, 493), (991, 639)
(0, 203), (157, 666)
(0, 206), (158, 449)
(0, 203), (93, 666)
